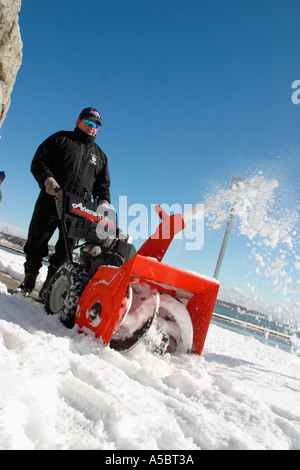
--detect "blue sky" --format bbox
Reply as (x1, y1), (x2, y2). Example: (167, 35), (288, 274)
(0, 0), (299, 314)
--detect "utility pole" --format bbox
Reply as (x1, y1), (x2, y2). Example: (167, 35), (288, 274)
(213, 177), (245, 280)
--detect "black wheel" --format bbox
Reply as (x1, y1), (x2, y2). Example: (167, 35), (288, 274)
(45, 262), (89, 328)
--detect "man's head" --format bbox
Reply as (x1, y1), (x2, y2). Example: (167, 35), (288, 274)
(77, 107), (102, 137)
(0, 171), (5, 183)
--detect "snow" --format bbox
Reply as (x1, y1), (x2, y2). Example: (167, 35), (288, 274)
(0, 247), (299, 450)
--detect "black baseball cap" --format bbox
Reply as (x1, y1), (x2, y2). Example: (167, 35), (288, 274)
(78, 107), (102, 125)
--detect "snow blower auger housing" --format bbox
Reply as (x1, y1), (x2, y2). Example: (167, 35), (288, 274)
(45, 189), (219, 355)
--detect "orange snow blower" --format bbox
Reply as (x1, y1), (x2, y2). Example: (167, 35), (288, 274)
(45, 190), (219, 355)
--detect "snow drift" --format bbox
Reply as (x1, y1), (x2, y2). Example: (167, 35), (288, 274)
(0, 248), (299, 450)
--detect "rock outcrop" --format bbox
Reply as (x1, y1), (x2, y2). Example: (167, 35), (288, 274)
(0, 0), (22, 128)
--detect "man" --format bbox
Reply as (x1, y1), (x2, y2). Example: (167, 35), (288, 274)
(0, 171), (5, 203)
(18, 107), (111, 300)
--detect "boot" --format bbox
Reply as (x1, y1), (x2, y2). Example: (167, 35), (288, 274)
(17, 273), (38, 296)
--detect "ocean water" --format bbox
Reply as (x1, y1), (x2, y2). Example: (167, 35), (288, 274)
(213, 301), (299, 355)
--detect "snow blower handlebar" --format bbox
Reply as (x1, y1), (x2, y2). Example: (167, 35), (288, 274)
(54, 188), (73, 263)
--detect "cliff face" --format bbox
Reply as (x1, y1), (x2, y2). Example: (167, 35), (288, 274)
(0, 0), (22, 128)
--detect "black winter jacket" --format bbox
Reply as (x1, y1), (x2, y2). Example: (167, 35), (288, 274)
(31, 127), (111, 203)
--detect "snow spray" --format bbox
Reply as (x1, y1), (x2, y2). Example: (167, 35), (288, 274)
(184, 172), (300, 325)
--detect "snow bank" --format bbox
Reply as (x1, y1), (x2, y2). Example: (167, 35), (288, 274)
(0, 248), (299, 450)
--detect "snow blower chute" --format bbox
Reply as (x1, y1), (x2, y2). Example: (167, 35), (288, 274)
(45, 190), (219, 355)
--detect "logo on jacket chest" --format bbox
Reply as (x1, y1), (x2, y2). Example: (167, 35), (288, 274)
(89, 154), (98, 165)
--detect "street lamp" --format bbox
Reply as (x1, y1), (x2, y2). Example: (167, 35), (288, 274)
(213, 177), (246, 280)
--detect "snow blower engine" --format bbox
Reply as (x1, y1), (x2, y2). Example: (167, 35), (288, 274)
(44, 189), (219, 355)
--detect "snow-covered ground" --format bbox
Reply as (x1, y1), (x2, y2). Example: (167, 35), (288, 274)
(0, 247), (299, 450)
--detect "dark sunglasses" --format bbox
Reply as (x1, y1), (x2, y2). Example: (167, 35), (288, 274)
(84, 119), (100, 129)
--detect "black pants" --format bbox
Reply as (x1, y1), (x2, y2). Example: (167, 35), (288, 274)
(24, 191), (74, 276)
